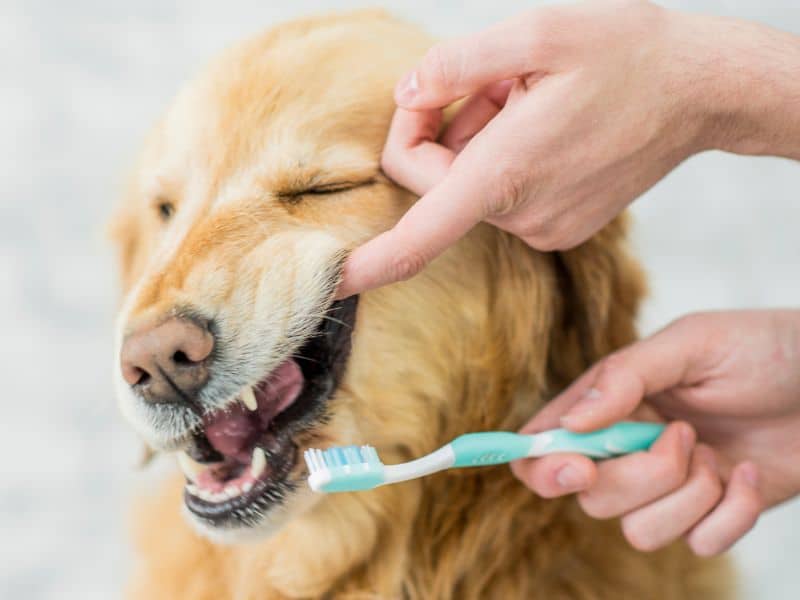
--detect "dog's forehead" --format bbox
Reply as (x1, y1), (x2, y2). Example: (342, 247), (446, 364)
(146, 18), (414, 205)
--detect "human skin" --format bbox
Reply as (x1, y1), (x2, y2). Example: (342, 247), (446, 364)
(338, 0), (800, 297)
(513, 310), (800, 556)
(337, 0), (800, 555)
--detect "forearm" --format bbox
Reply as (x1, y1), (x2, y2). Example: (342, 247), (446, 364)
(675, 12), (800, 160)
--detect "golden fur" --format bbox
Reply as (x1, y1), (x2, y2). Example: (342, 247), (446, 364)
(111, 10), (733, 599)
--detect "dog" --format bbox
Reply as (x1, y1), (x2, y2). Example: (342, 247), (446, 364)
(110, 10), (733, 599)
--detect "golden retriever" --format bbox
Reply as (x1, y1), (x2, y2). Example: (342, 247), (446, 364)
(111, 10), (733, 599)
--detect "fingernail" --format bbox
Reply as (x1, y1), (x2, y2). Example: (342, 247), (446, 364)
(740, 463), (759, 487)
(395, 70), (419, 105)
(556, 464), (588, 491)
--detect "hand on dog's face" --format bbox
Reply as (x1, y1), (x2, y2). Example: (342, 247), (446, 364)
(110, 14), (432, 541)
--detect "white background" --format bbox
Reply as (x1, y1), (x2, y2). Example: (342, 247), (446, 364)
(2, 1), (798, 598)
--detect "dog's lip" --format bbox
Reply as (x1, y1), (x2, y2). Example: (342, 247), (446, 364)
(182, 431), (296, 517)
(177, 295), (359, 527)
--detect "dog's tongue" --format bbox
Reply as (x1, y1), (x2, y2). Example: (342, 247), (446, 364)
(203, 360), (303, 461)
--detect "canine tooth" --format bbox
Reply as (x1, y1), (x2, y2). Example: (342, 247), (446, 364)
(186, 483), (199, 495)
(177, 451), (204, 483)
(242, 481), (253, 493)
(251, 447), (267, 479)
(241, 387), (257, 411)
(224, 485), (239, 498)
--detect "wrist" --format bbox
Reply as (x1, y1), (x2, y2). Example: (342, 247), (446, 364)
(669, 12), (800, 159)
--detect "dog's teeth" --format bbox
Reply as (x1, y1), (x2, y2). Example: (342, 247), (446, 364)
(224, 485), (239, 499)
(251, 447), (267, 478)
(241, 387), (257, 411)
(186, 483), (199, 496)
(176, 451), (205, 483)
(242, 481), (253, 493)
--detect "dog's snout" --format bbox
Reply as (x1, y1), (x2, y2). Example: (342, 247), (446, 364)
(120, 317), (213, 403)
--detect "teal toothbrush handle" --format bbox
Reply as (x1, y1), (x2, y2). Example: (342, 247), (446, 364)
(530, 421), (665, 459)
(449, 422), (665, 467)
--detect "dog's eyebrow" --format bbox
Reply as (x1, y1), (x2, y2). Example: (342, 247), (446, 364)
(143, 173), (181, 198)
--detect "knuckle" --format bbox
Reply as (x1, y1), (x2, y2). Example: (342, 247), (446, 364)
(485, 164), (528, 217)
(687, 534), (720, 558)
(694, 464), (723, 500)
(421, 42), (462, 90)
(389, 250), (428, 282)
(651, 453), (687, 489)
(523, 217), (566, 252)
(577, 492), (613, 520)
(621, 517), (659, 553)
(597, 352), (628, 376)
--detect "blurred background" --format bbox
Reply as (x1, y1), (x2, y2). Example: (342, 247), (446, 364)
(2, 0), (798, 598)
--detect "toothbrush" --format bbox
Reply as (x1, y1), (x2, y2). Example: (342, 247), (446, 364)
(304, 421), (664, 493)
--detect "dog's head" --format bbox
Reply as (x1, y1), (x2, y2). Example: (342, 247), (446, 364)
(112, 12), (643, 543)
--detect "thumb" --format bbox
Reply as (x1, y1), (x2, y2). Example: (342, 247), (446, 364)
(397, 15), (548, 109)
(523, 318), (702, 433)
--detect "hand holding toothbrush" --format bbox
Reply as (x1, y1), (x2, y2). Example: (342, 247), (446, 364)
(512, 310), (800, 557)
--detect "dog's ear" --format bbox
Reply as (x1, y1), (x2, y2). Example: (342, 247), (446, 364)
(547, 214), (647, 384)
(107, 185), (147, 294)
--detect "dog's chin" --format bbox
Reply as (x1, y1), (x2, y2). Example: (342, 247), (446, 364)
(182, 483), (321, 544)
(122, 296), (358, 539)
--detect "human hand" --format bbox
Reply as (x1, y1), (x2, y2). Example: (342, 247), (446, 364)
(511, 309), (800, 556)
(339, 0), (714, 297)
(338, 1), (800, 299)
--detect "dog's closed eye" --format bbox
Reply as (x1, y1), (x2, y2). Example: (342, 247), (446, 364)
(279, 179), (376, 202)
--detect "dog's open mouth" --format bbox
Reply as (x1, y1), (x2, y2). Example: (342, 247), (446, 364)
(176, 297), (358, 528)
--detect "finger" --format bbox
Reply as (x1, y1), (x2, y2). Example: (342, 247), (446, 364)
(337, 170), (487, 298)
(620, 445), (723, 552)
(519, 363), (604, 433)
(396, 15), (550, 108)
(338, 101), (527, 298)
(381, 107), (455, 196)
(577, 422), (695, 519)
(511, 453), (597, 498)
(342, 78), (545, 299)
(440, 80), (514, 153)
(558, 320), (705, 432)
(686, 462), (762, 557)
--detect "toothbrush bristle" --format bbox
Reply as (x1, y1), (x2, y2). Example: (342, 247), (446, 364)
(303, 444), (380, 473)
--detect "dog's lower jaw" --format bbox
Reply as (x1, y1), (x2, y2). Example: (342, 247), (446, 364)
(182, 501), (291, 545)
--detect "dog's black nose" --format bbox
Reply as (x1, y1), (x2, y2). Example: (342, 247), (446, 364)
(120, 317), (213, 404)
